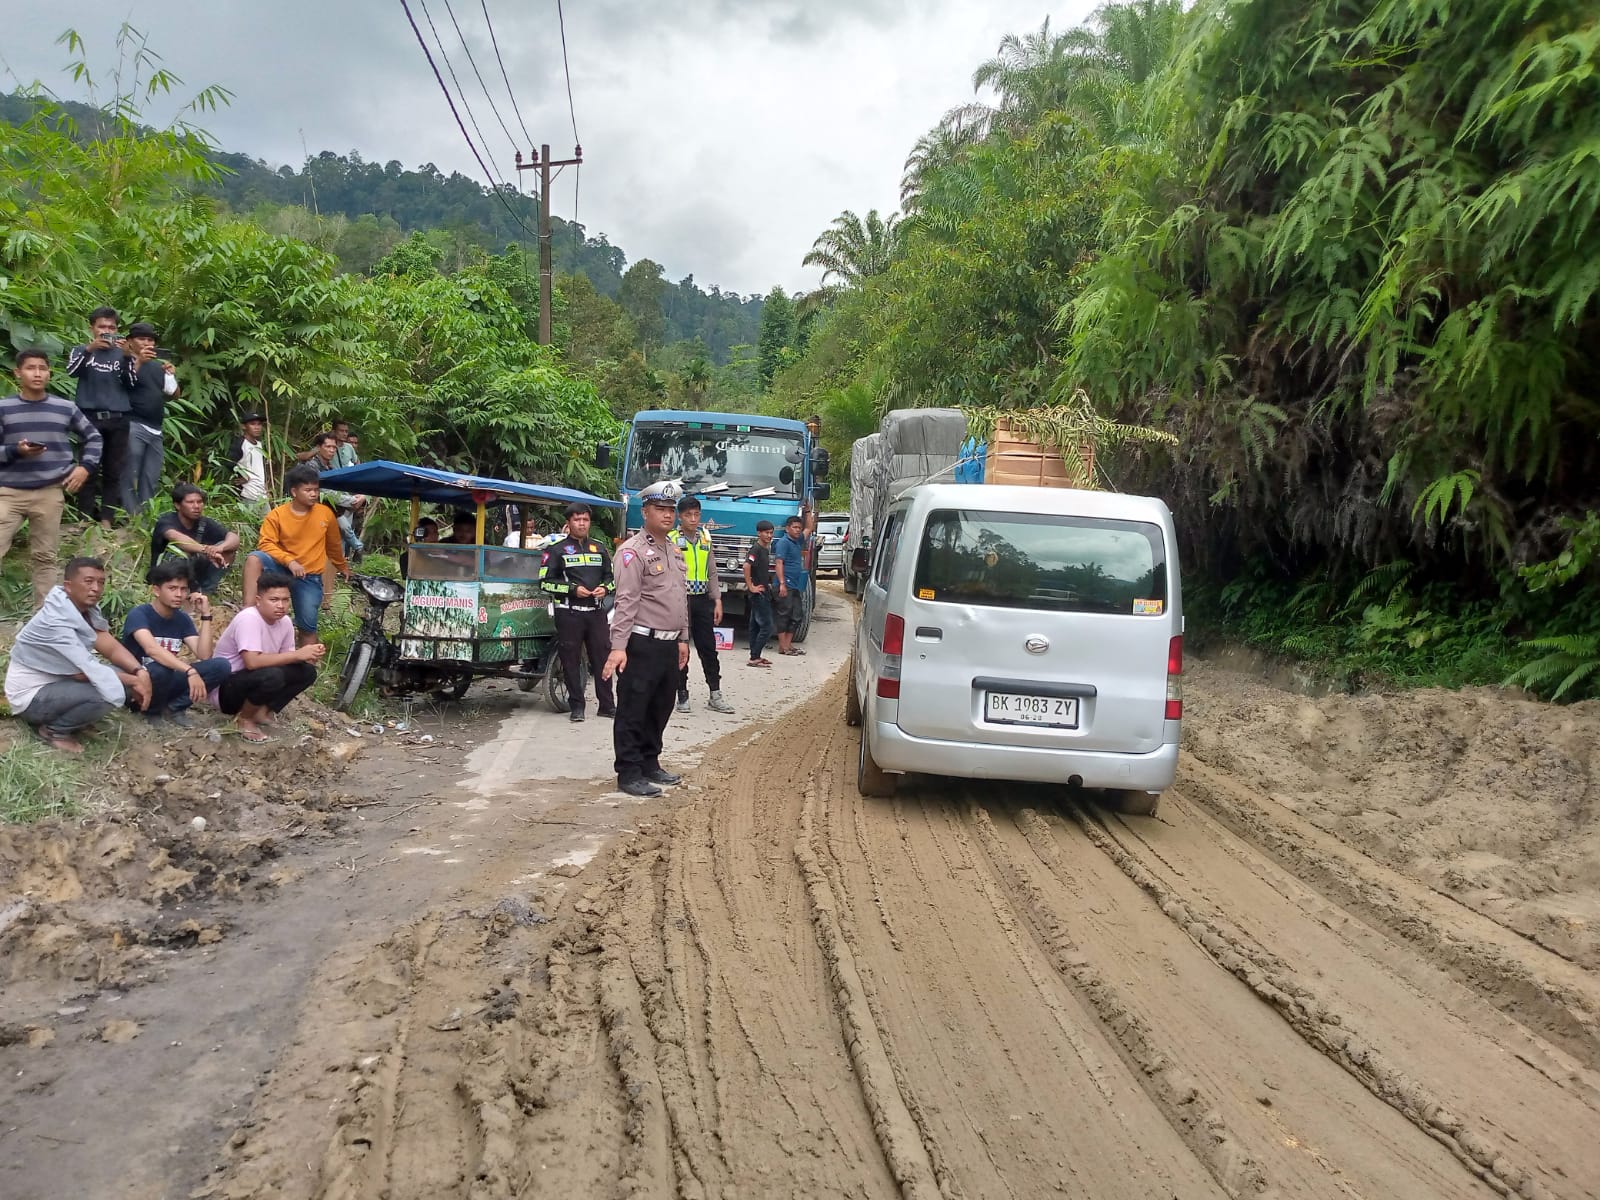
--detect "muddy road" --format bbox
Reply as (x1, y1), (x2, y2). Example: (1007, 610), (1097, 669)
(5, 583), (1599, 1199)
(210, 672), (1598, 1195)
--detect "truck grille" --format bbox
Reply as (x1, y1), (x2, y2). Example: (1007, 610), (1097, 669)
(710, 531), (754, 576)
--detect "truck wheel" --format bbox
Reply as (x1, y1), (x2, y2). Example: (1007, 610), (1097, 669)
(844, 652), (862, 727)
(1112, 790), (1161, 817)
(857, 725), (895, 797)
(794, 582), (815, 644)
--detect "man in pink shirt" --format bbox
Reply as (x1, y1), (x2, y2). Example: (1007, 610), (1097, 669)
(211, 568), (326, 741)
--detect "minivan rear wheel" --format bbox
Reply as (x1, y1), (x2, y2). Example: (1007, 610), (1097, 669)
(844, 653), (862, 727)
(1112, 789), (1161, 817)
(856, 726), (895, 797)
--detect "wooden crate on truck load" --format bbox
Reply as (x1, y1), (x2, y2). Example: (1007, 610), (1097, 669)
(984, 418), (1094, 489)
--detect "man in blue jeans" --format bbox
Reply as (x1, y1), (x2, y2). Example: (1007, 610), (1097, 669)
(119, 558), (233, 723)
(743, 520), (776, 668)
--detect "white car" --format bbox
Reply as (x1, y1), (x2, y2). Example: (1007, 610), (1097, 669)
(813, 512), (849, 577)
(847, 484), (1183, 815)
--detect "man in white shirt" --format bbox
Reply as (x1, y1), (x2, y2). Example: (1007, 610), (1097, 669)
(230, 412), (268, 510)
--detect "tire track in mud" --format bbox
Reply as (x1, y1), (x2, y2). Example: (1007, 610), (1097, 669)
(1178, 758), (1600, 1070)
(1055, 797), (1576, 1198)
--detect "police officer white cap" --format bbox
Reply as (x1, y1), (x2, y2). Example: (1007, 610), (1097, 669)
(638, 479), (684, 507)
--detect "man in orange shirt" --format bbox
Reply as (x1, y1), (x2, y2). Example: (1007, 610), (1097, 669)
(240, 464), (349, 645)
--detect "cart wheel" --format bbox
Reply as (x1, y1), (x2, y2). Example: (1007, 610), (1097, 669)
(517, 671), (538, 693)
(433, 674), (471, 702)
(545, 662), (585, 713)
(335, 641), (374, 713)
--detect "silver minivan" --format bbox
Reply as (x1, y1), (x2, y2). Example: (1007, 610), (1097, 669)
(846, 484), (1183, 814)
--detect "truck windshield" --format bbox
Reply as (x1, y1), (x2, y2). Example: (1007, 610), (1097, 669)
(626, 425), (803, 497)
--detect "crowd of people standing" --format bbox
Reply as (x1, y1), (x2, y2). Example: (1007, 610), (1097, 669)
(0, 308), (379, 751)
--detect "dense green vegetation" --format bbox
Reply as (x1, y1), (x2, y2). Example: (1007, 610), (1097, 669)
(767, 0), (1600, 699)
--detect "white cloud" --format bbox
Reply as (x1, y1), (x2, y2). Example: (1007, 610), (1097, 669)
(4, 0), (1097, 295)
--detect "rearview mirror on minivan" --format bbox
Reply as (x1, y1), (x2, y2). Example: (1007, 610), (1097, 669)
(812, 447), (831, 480)
(813, 482), (832, 502)
(595, 443), (612, 469)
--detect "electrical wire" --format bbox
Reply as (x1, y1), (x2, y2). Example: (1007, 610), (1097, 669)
(480, 0), (535, 149)
(416, 0), (506, 188)
(400, 0), (536, 240)
(440, 0), (518, 152)
(554, 0), (580, 144)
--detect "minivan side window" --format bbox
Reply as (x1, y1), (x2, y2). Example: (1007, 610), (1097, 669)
(872, 512), (904, 588)
(913, 509), (1167, 615)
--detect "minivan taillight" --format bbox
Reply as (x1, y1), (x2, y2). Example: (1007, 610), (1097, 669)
(1165, 635), (1183, 721)
(878, 613), (905, 699)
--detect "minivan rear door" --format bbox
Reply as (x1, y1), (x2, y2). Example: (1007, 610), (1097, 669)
(894, 507), (1171, 754)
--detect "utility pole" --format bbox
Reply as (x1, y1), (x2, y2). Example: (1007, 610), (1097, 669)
(515, 143), (583, 345)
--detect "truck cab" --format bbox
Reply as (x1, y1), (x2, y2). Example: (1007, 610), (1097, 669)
(612, 410), (831, 634)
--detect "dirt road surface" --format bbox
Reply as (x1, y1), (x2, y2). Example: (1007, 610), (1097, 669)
(5, 584), (1599, 1199)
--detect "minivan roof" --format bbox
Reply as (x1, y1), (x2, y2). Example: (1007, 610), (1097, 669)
(895, 483), (1173, 523)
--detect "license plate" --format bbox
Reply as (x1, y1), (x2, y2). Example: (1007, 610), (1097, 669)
(984, 692), (1079, 728)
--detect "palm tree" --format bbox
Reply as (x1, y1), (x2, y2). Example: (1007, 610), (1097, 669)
(901, 1), (1187, 211)
(802, 209), (902, 289)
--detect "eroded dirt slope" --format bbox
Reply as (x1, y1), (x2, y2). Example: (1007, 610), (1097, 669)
(212, 671), (1600, 1200)
(1184, 660), (1600, 968)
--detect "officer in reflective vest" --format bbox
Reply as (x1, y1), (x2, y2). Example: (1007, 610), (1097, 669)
(671, 496), (736, 715)
(538, 502), (615, 722)
(603, 480), (689, 797)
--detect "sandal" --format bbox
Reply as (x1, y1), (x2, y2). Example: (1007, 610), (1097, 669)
(781, 648), (807, 656)
(745, 658), (771, 669)
(33, 726), (85, 754)
(240, 729), (274, 744)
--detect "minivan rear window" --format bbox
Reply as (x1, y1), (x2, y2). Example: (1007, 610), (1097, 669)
(912, 509), (1167, 615)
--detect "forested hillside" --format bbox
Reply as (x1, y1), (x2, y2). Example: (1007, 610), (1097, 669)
(0, 92), (763, 363)
(768, 0), (1600, 699)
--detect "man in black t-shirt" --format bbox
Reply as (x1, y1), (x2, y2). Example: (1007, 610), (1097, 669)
(150, 482), (240, 595)
(742, 520), (777, 667)
(121, 321), (178, 514)
(65, 305), (135, 526)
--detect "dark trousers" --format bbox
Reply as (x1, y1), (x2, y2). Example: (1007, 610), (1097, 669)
(747, 591), (774, 660)
(19, 680), (117, 734)
(145, 657), (233, 716)
(76, 416), (129, 523)
(555, 606), (615, 714)
(217, 663), (317, 716)
(613, 634), (679, 783)
(680, 593), (721, 695)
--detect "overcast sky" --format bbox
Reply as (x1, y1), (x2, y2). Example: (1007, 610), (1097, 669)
(3, 0), (1096, 296)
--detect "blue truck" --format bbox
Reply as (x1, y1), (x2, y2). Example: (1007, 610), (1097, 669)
(606, 409), (832, 641)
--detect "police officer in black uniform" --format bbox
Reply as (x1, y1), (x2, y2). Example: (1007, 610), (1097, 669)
(539, 502), (616, 722)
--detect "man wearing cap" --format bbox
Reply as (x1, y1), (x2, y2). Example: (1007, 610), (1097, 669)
(603, 481), (690, 797)
(228, 412), (269, 512)
(120, 321), (179, 514)
(670, 495), (734, 715)
(538, 501), (616, 723)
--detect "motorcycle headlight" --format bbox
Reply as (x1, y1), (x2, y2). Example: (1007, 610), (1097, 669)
(360, 576), (403, 604)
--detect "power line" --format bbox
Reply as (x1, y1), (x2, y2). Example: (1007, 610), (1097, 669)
(480, 0), (535, 149)
(554, 0), (580, 144)
(440, 0), (518, 152)
(400, 0), (536, 241)
(416, 0), (506, 188)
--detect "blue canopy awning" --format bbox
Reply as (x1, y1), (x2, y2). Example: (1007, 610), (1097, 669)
(313, 461), (623, 509)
